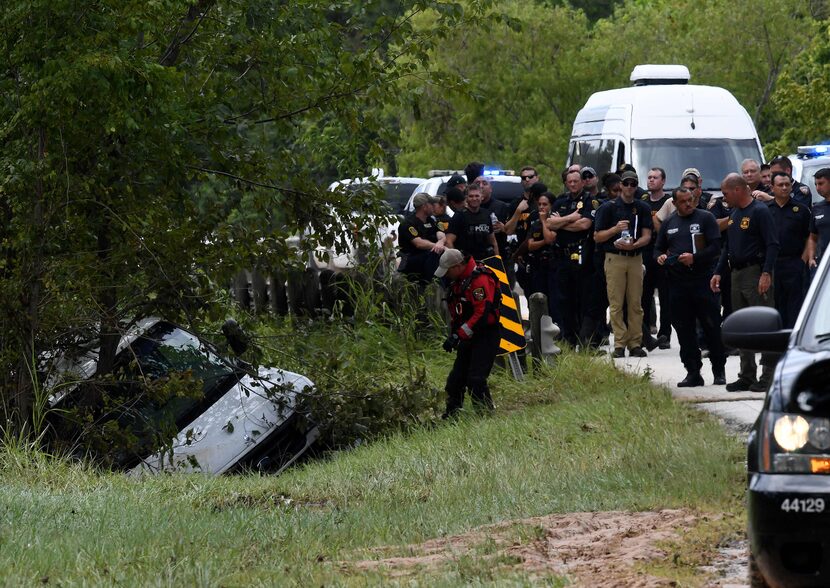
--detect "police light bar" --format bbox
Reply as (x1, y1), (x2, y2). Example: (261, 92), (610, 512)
(483, 169), (515, 176)
(797, 145), (830, 158)
(428, 169), (464, 177)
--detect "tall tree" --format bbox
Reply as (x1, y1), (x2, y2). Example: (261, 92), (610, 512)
(0, 0), (488, 430)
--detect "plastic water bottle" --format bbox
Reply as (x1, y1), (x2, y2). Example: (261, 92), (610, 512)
(621, 229), (632, 244)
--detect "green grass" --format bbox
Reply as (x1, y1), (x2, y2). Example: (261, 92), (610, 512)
(0, 351), (744, 586)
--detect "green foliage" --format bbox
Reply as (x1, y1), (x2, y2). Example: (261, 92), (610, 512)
(393, 0), (817, 179)
(765, 23), (830, 154)
(0, 0), (490, 434)
(0, 351), (743, 585)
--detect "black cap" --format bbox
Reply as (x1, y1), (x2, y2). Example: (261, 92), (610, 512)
(446, 174), (466, 190)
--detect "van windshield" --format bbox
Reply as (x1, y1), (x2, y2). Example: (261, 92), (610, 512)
(632, 139), (762, 190)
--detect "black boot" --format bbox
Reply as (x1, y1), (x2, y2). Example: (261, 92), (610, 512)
(712, 367), (726, 386)
(678, 371), (704, 387)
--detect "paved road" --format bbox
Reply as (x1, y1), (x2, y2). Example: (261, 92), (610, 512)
(608, 332), (764, 433)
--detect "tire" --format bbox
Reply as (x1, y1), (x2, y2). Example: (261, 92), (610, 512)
(748, 550), (769, 588)
(250, 269), (268, 314)
(268, 272), (288, 316)
(302, 267), (321, 315)
(232, 270), (251, 310)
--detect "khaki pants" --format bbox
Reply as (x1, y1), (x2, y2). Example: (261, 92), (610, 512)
(605, 252), (644, 350)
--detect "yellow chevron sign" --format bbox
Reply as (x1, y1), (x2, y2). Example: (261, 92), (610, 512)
(482, 255), (526, 355)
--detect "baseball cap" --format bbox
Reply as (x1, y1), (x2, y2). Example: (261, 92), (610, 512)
(620, 170), (638, 183)
(581, 166), (597, 179)
(412, 193), (435, 208)
(434, 249), (465, 277)
(681, 167), (701, 181)
(446, 174), (466, 190)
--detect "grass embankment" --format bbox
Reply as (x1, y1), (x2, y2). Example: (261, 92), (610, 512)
(0, 350), (744, 586)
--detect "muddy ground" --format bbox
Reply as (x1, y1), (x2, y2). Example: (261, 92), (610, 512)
(347, 509), (749, 586)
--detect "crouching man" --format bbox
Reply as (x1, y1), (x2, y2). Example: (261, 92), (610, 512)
(435, 248), (501, 418)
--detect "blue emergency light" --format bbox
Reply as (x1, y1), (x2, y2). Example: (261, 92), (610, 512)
(483, 168), (514, 176)
(797, 145), (830, 158)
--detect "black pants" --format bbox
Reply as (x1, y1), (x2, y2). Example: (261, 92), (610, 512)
(642, 251), (671, 341)
(444, 326), (500, 416)
(528, 260), (560, 325)
(399, 251), (440, 284)
(552, 257), (588, 346)
(774, 257), (807, 329)
(670, 276), (725, 374)
(579, 252), (608, 348)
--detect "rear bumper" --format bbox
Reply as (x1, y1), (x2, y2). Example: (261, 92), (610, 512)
(748, 472), (830, 587)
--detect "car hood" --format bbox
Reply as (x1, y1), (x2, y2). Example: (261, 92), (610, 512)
(132, 366), (313, 476)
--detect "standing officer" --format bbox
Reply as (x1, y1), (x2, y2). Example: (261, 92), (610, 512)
(397, 193), (445, 283)
(445, 183), (498, 261)
(804, 168), (830, 270)
(594, 170), (653, 358)
(506, 169), (542, 293)
(641, 167), (672, 351)
(767, 172), (811, 328)
(761, 156), (813, 207)
(654, 187), (725, 386)
(711, 174), (780, 392)
(435, 248), (501, 418)
(547, 169), (594, 345)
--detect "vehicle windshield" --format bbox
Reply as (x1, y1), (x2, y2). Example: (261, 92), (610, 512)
(632, 139), (762, 190)
(347, 181), (420, 214)
(800, 268), (830, 349)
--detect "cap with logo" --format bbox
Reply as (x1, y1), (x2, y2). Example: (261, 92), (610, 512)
(681, 167), (701, 182)
(581, 166), (597, 179)
(620, 170), (639, 183)
(434, 248), (465, 277)
(446, 174), (467, 190)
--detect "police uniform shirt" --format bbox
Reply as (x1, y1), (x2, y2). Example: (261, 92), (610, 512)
(767, 198), (811, 259)
(507, 197), (536, 243)
(717, 199), (780, 274)
(481, 197), (509, 253)
(398, 213), (438, 255)
(447, 207), (493, 260)
(654, 208), (721, 280)
(810, 200), (830, 259)
(434, 213), (452, 233)
(526, 218), (553, 265)
(792, 180), (813, 208)
(551, 191), (595, 248)
(593, 197), (654, 254)
(641, 193), (671, 245)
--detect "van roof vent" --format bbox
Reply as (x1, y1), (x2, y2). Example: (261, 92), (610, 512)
(630, 64), (690, 86)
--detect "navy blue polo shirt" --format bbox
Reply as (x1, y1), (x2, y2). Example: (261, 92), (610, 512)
(767, 197), (811, 259)
(654, 208), (721, 280)
(593, 197), (654, 254)
(551, 191), (594, 248)
(716, 199), (779, 274)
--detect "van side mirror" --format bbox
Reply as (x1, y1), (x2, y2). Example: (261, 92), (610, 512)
(721, 307), (791, 353)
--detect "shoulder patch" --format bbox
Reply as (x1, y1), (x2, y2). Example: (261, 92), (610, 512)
(592, 199), (600, 209)
(801, 186), (810, 195)
(408, 226), (418, 236)
(472, 287), (486, 301)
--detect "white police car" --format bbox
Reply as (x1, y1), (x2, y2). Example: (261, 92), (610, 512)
(403, 169), (523, 213)
(791, 145), (830, 204)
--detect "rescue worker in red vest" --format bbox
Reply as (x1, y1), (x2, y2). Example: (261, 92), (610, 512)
(435, 248), (501, 418)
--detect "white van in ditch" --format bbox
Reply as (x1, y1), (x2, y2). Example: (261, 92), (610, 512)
(567, 64), (764, 191)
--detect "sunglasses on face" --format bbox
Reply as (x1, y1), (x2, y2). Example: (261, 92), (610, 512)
(520, 174), (536, 180)
(622, 180), (638, 187)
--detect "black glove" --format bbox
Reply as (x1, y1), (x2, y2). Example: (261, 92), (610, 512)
(442, 334), (460, 352)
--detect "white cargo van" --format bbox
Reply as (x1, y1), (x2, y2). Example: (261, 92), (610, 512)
(567, 64), (764, 190)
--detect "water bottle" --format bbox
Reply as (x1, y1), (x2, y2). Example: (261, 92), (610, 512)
(490, 212), (498, 227)
(621, 229), (632, 244)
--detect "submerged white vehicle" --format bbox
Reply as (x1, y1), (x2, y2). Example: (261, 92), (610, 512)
(47, 319), (317, 475)
(568, 64), (764, 191)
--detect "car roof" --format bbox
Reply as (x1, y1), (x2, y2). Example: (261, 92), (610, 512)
(403, 175), (523, 212)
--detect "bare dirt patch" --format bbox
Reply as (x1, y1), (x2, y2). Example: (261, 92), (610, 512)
(347, 508), (716, 585)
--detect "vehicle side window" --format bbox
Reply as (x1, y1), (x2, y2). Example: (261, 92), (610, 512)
(572, 139), (615, 177)
(617, 141), (626, 171)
